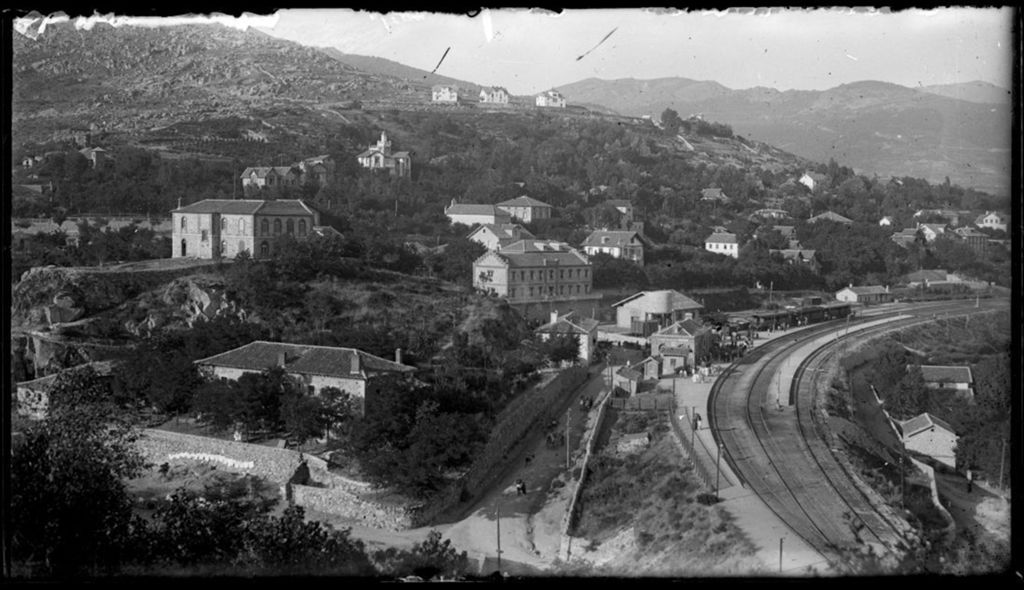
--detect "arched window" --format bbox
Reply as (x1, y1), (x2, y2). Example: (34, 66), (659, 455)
(180, 239), (187, 257)
(239, 219), (245, 234)
(260, 241), (270, 257)
(220, 217), (227, 231)
(286, 219), (294, 235)
(273, 219), (282, 235)
(220, 240), (227, 257)
(298, 220), (307, 236)
(180, 217), (187, 230)
(261, 219), (269, 236)
(238, 241), (246, 255)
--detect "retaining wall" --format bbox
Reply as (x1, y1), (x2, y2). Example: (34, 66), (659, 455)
(560, 385), (613, 561)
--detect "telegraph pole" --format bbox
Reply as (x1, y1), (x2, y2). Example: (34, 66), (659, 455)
(566, 406), (571, 469)
(779, 538), (784, 573)
(495, 500), (502, 574)
(998, 438), (1007, 491)
(691, 406), (696, 452)
(715, 442), (724, 500)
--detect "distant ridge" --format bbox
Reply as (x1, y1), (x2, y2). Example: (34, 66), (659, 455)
(320, 48), (482, 93)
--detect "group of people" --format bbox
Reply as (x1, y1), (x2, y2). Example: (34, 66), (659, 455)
(579, 396), (594, 411)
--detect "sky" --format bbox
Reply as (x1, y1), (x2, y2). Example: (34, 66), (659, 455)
(15, 8), (1014, 96)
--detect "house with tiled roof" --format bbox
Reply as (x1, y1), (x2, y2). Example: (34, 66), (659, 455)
(649, 319), (712, 371)
(975, 211), (1007, 232)
(444, 199), (512, 227)
(898, 412), (959, 469)
(535, 89), (566, 108)
(605, 199), (635, 224)
(171, 199), (320, 260)
(835, 284), (892, 305)
(356, 131), (411, 178)
(953, 227), (989, 254)
(581, 230), (646, 265)
(705, 231), (739, 258)
(614, 356), (661, 395)
(700, 188), (730, 202)
(917, 223), (947, 243)
(612, 290), (702, 335)
(195, 341), (415, 416)
(807, 211), (853, 225)
(535, 310), (600, 364)
(15, 361), (116, 420)
(496, 196), (552, 224)
(750, 208), (790, 222)
(479, 86), (510, 104)
(467, 223), (535, 251)
(432, 85), (459, 103)
(890, 227), (921, 248)
(79, 146), (110, 169)
(472, 240), (599, 320)
(240, 166), (300, 189)
(914, 365), (974, 399)
(769, 248), (819, 272)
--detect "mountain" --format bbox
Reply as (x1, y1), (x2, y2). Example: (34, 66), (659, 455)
(319, 49), (481, 93)
(559, 77), (1011, 195)
(919, 81), (1012, 105)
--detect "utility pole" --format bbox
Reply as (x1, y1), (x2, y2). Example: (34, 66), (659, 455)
(779, 538), (784, 573)
(691, 406), (696, 452)
(899, 452), (905, 509)
(566, 406), (571, 469)
(715, 442), (723, 500)
(998, 438), (1007, 491)
(495, 500), (502, 574)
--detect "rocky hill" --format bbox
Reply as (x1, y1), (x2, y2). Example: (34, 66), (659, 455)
(558, 77), (1012, 196)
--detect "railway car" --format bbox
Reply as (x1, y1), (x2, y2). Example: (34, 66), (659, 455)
(741, 301), (854, 332)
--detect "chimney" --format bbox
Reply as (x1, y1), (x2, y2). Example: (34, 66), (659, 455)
(350, 352), (360, 375)
(177, 197), (182, 210)
(849, 283), (853, 289)
(550, 310), (559, 324)
(395, 348), (403, 365)
(277, 352), (286, 367)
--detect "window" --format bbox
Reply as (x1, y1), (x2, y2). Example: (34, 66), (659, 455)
(261, 219), (269, 236)
(529, 286), (534, 296)
(560, 270), (564, 279)
(220, 240), (226, 255)
(298, 220), (307, 236)
(239, 219), (245, 234)
(201, 230), (208, 242)
(273, 219), (282, 235)
(260, 241), (270, 257)
(180, 217), (187, 230)
(510, 288), (516, 298)
(221, 217), (227, 231)
(549, 270), (554, 280)
(530, 270), (534, 280)
(307, 386), (316, 395)
(180, 239), (187, 256)
(286, 219), (294, 235)
(548, 286), (554, 295)
(238, 241), (246, 255)
(584, 269), (589, 279)
(559, 285), (564, 295)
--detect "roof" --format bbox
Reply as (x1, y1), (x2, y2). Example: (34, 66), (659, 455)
(446, 203), (510, 218)
(653, 319), (708, 337)
(582, 230), (643, 248)
(484, 245), (590, 268)
(838, 285), (888, 296)
(16, 361), (115, 390)
(239, 166), (296, 179)
(194, 341), (414, 380)
(432, 84), (458, 91)
(310, 225), (344, 239)
(480, 86), (509, 94)
(976, 211), (1007, 223)
(900, 413), (957, 439)
(770, 249), (817, 261)
(701, 188), (728, 200)
(808, 211), (853, 224)
(919, 223), (946, 234)
(772, 225), (795, 237)
(616, 366), (643, 381)
(612, 290), (703, 312)
(705, 232), (738, 244)
(468, 223), (535, 241)
(916, 365), (973, 384)
(605, 199), (633, 208)
(497, 195), (552, 208)
(535, 315), (600, 335)
(172, 199), (316, 216)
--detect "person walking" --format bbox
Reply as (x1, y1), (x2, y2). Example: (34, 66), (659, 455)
(967, 469), (973, 493)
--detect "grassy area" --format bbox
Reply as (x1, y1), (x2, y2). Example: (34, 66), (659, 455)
(570, 411), (759, 575)
(125, 462), (281, 521)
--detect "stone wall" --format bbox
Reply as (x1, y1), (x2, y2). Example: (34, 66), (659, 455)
(562, 384), (613, 559)
(139, 429), (306, 484)
(291, 485), (415, 531)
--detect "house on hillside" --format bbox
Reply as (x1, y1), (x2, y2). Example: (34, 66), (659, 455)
(890, 227), (920, 248)
(240, 166), (301, 189)
(915, 365), (974, 400)
(496, 196), (552, 223)
(467, 223), (535, 251)
(171, 199), (320, 260)
(15, 361), (116, 420)
(953, 227), (989, 254)
(798, 172), (828, 191)
(605, 199), (635, 225)
(535, 311), (599, 365)
(444, 200), (512, 227)
(903, 269), (950, 288)
(834, 284), (892, 305)
(356, 131), (411, 178)
(432, 85), (459, 103)
(807, 211), (853, 225)
(581, 230), (646, 265)
(769, 248), (819, 272)
(536, 89), (566, 108)
(294, 155), (336, 186)
(21, 155), (43, 168)
(750, 208), (789, 222)
(649, 319), (712, 371)
(700, 188), (730, 203)
(472, 240), (598, 320)
(705, 231), (739, 258)
(878, 216), (894, 227)
(194, 341), (415, 417)
(479, 86), (510, 104)
(79, 147), (110, 169)
(612, 290), (702, 335)
(898, 413), (959, 469)
(975, 211), (1007, 232)
(917, 223), (947, 243)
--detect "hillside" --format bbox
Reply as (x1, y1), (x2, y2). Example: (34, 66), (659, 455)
(320, 48), (480, 93)
(919, 81), (1012, 105)
(558, 77), (1011, 196)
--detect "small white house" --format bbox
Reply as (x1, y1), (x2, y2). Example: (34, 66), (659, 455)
(431, 85), (459, 103)
(479, 86), (510, 104)
(974, 211), (1007, 232)
(835, 285), (892, 305)
(534, 311), (599, 365)
(704, 231), (739, 258)
(444, 199), (512, 227)
(536, 89), (566, 108)
(899, 413), (959, 469)
(915, 365), (974, 399)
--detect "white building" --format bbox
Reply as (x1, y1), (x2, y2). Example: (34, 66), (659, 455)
(834, 285), (892, 305)
(898, 413), (959, 469)
(496, 196), (553, 223)
(479, 86), (510, 104)
(611, 290), (702, 335)
(536, 89), (566, 108)
(444, 199), (512, 227)
(974, 211), (1007, 232)
(535, 311), (599, 365)
(356, 131), (411, 177)
(432, 85), (459, 103)
(171, 199), (320, 260)
(466, 223), (535, 251)
(580, 230), (646, 265)
(705, 231), (739, 258)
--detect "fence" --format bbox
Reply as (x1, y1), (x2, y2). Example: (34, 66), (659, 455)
(561, 385), (614, 560)
(667, 405), (715, 491)
(608, 393), (674, 411)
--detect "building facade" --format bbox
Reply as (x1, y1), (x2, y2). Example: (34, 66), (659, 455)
(496, 196), (553, 223)
(444, 200), (513, 227)
(356, 132), (411, 178)
(975, 211), (1007, 232)
(899, 413), (959, 469)
(479, 86), (510, 104)
(581, 230), (645, 265)
(432, 85), (459, 103)
(535, 89), (566, 108)
(705, 231), (739, 258)
(172, 199), (320, 260)
(466, 223), (535, 251)
(834, 285), (893, 305)
(649, 319), (712, 370)
(535, 311), (599, 365)
(194, 341), (415, 417)
(612, 290), (703, 334)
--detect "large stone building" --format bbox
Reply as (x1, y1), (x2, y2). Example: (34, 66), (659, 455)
(194, 341), (415, 416)
(496, 196), (553, 224)
(356, 132), (411, 178)
(171, 199), (320, 260)
(472, 240), (599, 320)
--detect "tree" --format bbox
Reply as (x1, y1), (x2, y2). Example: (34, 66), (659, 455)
(10, 366), (146, 577)
(660, 108), (682, 135)
(372, 530), (471, 579)
(281, 390), (327, 444)
(543, 333), (581, 365)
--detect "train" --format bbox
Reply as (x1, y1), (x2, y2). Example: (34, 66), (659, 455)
(742, 301), (855, 332)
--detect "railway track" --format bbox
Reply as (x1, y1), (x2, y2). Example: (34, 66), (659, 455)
(708, 299), (1007, 568)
